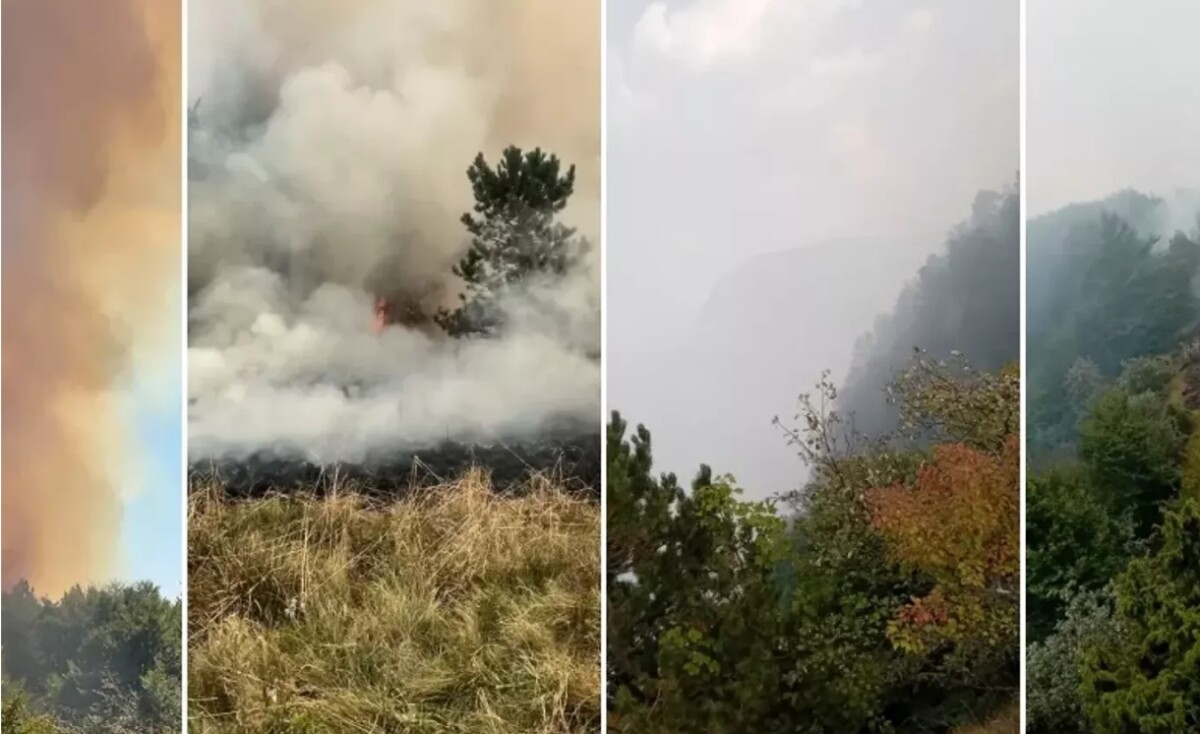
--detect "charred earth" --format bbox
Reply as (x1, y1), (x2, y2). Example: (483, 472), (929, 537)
(189, 426), (601, 499)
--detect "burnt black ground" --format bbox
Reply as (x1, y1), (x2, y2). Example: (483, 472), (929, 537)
(189, 431), (601, 499)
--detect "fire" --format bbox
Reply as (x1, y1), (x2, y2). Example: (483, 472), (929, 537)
(372, 296), (389, 334)
(370, 283), (446, 335)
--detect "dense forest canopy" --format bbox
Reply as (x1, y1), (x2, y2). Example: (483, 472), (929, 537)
(1025, 189), (1200, 733)
(1027, 190), (1200, 463)
(1, 581), (181, 734)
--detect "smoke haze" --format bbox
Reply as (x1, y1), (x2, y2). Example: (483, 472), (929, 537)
(1028, 1), (1200, 217)
(607, 0), (1017, 496)
(2, 0), (181, 595)
(186, 0), (601, 461)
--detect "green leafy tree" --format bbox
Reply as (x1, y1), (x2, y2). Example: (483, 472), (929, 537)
(1026, 468), (1135, 641)
(607, 412), (791, 733)
(0, 581), (181, 734)
(437, 146), (584, 337)
(781, 354), (1020, 726)
(1027, 589), (1125, 734)
(1079, 386), (1189, 536)
(1, 690), (63, 734)
(1080, 499), (1200, 732)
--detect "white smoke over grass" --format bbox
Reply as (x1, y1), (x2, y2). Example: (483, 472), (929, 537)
(187, 0), (599, 462)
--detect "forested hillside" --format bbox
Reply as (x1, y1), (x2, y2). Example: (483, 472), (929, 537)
(607, 188), (1020, 732)
(1, 582), (181, 734)
(1025, 191), (1200, 732)
(838, 182), (1019, 439)
(629, 234), (936, 496)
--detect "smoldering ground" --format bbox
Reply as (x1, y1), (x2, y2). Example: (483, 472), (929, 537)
(186, 0), (601, 477)
(2, 0), (181, 595)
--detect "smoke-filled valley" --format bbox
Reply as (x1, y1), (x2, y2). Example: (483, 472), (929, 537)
(186, 0), (601, 488)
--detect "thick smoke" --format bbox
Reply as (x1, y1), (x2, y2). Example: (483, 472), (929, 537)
(187, 0), (601, 462)
(2, 0), (181, 595)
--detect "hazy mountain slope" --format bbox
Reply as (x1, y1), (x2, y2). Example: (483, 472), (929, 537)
(625, 236), (938, 498)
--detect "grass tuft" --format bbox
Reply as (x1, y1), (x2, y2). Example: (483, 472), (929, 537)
(950, 703), (1020, 734)
(188, 469), (600, 733)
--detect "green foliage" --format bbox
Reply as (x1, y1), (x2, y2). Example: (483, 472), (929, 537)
(607, 412), (792, 732)
(1027, 201), (1200, 461)
(1181, 410), (1200, 501)
(437, 145), (585, 337)
(1079, 385), (1189, 536)
(2, 689), (64, 734)
(1114, 354), (1177, 396)
(1026, 468), (1135, 641)
(890, 352), (1020, 451)
(609, 352), (1018, 732)
(0, 580), (181, 734)
(1027, 589), (1125, 734)
(1079, 499), (1200, 732)
(1024, 194), (1200, 731)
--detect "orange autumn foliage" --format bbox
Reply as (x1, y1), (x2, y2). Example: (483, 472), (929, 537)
(868, 436), (1019, 653)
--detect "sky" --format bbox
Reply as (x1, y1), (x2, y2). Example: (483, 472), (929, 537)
(120, 385), (184, 599)
(1028, 0), (1200, 216)
(1, 0), (181, 600)
(607, 0), (1018, 494)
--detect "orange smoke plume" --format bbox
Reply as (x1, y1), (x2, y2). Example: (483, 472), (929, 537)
(2, 0), (181, 596)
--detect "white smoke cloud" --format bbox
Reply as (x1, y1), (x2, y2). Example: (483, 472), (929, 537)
(187, 0), (600, 461)
(1155, 188), (1200, 242)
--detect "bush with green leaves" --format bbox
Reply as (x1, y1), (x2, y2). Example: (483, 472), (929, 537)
(1026, 467), (1135, 641)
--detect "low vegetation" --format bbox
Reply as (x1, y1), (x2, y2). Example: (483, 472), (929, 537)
(1, 580), (181, 734)
(187, 471), (601, 733)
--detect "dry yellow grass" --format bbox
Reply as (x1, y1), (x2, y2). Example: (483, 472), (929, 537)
(950, 703), (1020, 734)
(187, 470), (601, 733)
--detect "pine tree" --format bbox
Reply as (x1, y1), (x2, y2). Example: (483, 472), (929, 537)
(1080, 498), (1200, 732)
(437, 146), (583, 337)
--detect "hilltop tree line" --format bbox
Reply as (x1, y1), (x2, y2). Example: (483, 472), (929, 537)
(838, 182), (1019, 439)
(1026, 193), (1200, 732)
(608, 351), (1019, 732)
(1028, 192), (1200, 462)
(1, 581), (181, 734)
